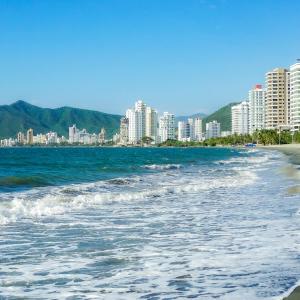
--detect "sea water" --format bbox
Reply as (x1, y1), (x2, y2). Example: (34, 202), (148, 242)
(0, 147), (300, 299)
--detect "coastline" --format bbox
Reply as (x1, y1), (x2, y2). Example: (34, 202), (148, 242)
(260, 144), (300, 300)
(262, 145), (300, 300)
(258, 143), (300, 151)
(282, 286), (300, 300)
(258, 144), (300, 167)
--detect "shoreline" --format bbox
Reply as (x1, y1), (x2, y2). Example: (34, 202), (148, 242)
(261, 145), (300, 300)
(258, 143), (300, 150)
(282, 285), (300, 300)
(258, 144), (300, 167)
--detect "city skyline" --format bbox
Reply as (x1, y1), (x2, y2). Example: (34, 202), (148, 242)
(0, 0), (300, 115)
(1, 57), (300, 146)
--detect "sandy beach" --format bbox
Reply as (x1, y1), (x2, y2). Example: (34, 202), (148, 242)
(283, 286), (300, 300)
(260, 143), (300, 148)
(258, 144), (300, 166)
(258, 144), (300, 152)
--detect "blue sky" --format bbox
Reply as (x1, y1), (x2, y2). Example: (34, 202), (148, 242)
(0, 0), (300, 115)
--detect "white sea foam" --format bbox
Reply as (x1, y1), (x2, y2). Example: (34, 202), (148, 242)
(143, 164), (182, 170)
(0, 166), (258, 226)
(216, 151), (281, 167)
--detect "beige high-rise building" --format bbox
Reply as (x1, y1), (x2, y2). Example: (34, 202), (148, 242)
(265, 68), (290, 129)
(145, 106), (158, 142)
(119, 117), (129, 145)
(27, 128), (34, 145)
(290, 60), (300, 131)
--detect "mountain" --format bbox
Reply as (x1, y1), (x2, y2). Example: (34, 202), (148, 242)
(175, 112), (207, 124)
(203, 102), (238, 132)
(0, 100), (122, 139)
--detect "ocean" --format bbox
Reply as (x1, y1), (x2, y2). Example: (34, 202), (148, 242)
(0, 147), (300, 300)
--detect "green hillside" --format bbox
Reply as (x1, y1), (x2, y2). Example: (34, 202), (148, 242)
(0, 100), (122, 139)
(203, 102), (238, 132)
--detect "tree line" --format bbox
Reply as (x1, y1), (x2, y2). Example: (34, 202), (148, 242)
(158, 130), (300, 147)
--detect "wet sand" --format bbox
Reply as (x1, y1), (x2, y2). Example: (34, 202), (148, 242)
(261, 144), (300, 299)
(258, 144), (300, 166)
(283, 286), (300, 300)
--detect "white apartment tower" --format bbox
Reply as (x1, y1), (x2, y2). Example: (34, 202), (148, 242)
(194, 117), (203, 141)
(126, 108), (138, 143)
(265, 68), (290, 129)
(249, 84), (266, 134)
(135, 100), (146, 141)
(290, 60), (300, 131)
(159, 112), (175, 142)
(231, 101), (250, 135)
(69, 124), (79, 143)
(126, 100), (158, 144)
(205, 120), (220, 139)
(178, 121), (190, 141)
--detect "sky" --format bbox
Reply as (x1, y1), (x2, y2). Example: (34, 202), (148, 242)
(0, 0), (300, 116)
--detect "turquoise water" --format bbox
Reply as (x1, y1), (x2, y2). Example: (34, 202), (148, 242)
(0, 147), (300, 299)
(0, 147), (243, 192)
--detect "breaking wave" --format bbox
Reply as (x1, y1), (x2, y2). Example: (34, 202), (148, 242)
(0, 168), (257, 226)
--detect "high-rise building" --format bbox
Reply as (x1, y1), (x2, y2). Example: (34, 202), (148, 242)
(26, 128), (34, 145)
(290, 60), (300, 131)
(194, 117), (203, 141)
(17, 132), (25, 144)
(145, 106), (158, 142)
(119, 117), (129, 145)
(249, 84), (266, 134)
(78, 129), (90, 144)
(126, 108), (137, 143)
(205, 120), (220, 139)
(98, 128), (106, 144)
(159, 112), (175, 142)
(69, 124), (79, 143)
(126, 100), (158, 144)
(177, 118), (202, 141)
(178, 121), (190, 141)
(265, 68), (290, 129)
(126, 100), (146, 143)
(187, 118), (194, 140)
(231, 101), (249, 135)
(134, 100), (146, 141)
